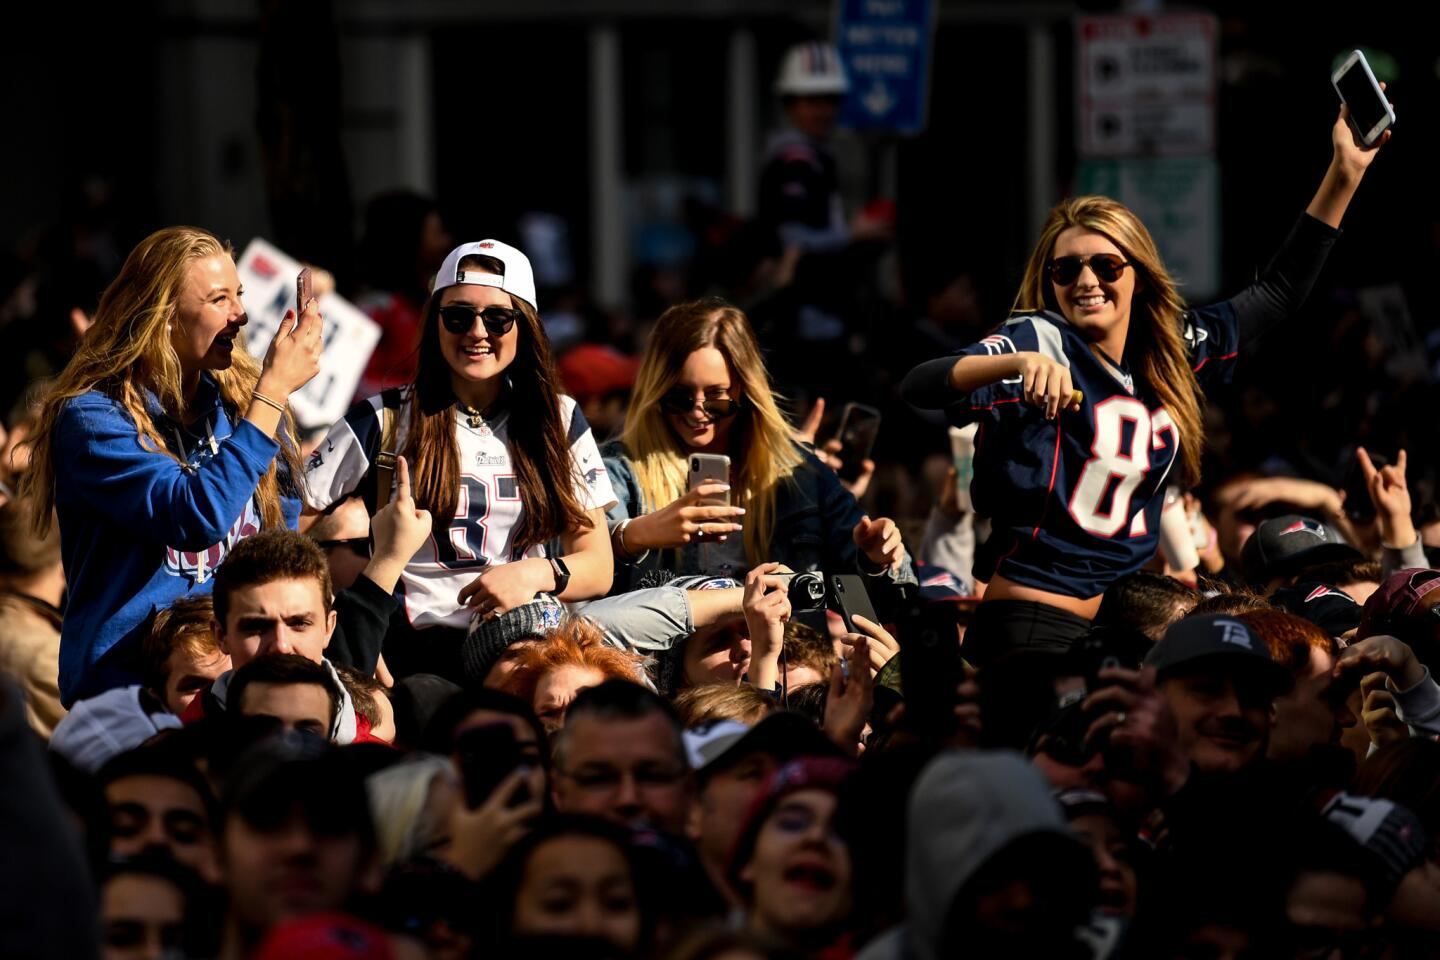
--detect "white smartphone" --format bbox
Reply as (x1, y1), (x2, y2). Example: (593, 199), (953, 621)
(1332, 50), (1395, 147)
(688, 453), (731, 508)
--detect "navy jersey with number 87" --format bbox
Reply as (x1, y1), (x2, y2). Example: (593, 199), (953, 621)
(948, 305), (1238, 598)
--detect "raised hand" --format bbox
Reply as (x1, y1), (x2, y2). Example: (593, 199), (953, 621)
(844, 614), (900, 677)
(819, 438), (875, 499)
(797, 396), (826, 446)
(743, 562), (793, 691)
(1083, 665), (1189, 796)
(360, 455), (434, 595)
(370, 456), (433, 566)
(824, 636), (874, 756)
(1358, 671), (1408, 749)
(258, 296), (323, 397)
(1357, 447), (1415, 547)
(1332, 82), (1392, 176)
(1334, 634), (1427, 691)
(853, 515), (905, 571)
(442, 769), (544, 881)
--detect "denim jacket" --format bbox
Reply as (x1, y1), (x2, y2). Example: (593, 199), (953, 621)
(601, 440), (916, 605)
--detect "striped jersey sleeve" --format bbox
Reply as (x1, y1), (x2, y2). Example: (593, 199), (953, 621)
(303, 394), (387, 511)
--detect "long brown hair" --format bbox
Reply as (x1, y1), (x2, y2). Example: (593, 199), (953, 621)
(404, 255), (592, 551)
(1012, 196), (1205, 486)
(621, 298), (803, 564)
(23, 226), (302, 535)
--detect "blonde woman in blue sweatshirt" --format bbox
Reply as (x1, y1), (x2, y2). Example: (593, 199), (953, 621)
(23, 226), (322, 704)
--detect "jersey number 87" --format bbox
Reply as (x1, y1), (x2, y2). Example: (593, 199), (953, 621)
(1067, 397), (1176, 538)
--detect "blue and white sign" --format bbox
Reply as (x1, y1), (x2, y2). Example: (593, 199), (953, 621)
(236, 238), (381, 430)
(836, 0), (936, 135)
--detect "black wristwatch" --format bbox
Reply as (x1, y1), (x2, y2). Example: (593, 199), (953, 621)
(548, 556), (571, 595)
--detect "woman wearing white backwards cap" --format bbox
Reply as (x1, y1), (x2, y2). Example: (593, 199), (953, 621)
(305, 240), (617, 677)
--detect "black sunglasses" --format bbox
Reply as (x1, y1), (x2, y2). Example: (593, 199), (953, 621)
(315, 536), (371, 558)
(1047, 253), (1131, 286)
(439, 304), (520, 336)
(658, 388), (741, 420)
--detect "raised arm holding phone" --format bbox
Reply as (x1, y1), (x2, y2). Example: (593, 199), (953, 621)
(901, 94), (1391, 666)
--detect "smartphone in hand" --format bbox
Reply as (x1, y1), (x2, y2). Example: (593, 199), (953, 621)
(688, 454), (731, 508)
(1332, 49), (1395, 146)
(829, 573), (879, 637)
(296, 266), (314, 316)
(834, 403), (881, 483)
(454, 722), (530, 809)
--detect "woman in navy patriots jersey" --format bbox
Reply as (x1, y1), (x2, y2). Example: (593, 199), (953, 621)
(903, 106), (1390, 663)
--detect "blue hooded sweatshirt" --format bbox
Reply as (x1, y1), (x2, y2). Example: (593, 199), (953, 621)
(52, 374), (298, 705)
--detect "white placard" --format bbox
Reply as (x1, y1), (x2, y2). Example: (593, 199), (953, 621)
(235, 238), (381, 430)
(1077, 12), (1217, 157)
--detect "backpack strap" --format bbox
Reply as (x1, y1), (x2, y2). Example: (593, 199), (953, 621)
(366, 388), (404, 512)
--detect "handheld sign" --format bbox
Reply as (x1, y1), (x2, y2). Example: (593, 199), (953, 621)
(236, 238), (381, 430)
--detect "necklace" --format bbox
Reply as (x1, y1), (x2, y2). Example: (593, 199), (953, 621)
(457, 402), (485, 429)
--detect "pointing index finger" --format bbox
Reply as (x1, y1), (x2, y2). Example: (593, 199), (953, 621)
(393, 455), (411, 504)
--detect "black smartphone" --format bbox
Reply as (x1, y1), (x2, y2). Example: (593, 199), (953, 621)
(1332, 50), (1395, 147)
(454, 722), (530, 809)
(834, 403), (881, 483)
(898, 600), (963, 738)
(829, 573), (879, 636)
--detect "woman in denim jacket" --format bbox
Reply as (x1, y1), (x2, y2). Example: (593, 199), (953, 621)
(601, 298), (913, 607)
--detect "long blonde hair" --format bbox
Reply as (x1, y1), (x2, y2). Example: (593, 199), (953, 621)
(1012, 196), (1205, 486)
(622, 298), (804, 564)
(23, 226), (302, 534)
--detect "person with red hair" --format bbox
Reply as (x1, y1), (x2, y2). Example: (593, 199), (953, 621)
(499, 616), (648, 732)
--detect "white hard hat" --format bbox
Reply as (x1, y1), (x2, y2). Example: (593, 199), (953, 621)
(774, 41), (849, 97)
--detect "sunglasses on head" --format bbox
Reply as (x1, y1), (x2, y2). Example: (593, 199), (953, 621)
(658, 388), (741, 420)
(439, 304), (520, 336)
(1047, 253), (1131, 286)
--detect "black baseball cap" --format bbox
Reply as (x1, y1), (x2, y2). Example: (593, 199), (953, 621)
(1240, 514), (1362, 586)
(1271, 581), (1364, 638)
(1144, 614), (1293, 696)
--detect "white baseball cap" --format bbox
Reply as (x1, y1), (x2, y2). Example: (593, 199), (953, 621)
(774, 42), (850, 97)
(434, 239), (537, 311)
(49, 685), (182, 774)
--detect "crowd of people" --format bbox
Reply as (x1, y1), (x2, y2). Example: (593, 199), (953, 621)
(3, 39), (1440, 960)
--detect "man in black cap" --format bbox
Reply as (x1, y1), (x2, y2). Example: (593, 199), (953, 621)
(1241, 515), (1363, 595)
(1144, 614), (1293, 776)
(217, 734), (382, 959)
(1271, 581), (1364, 641)
(682, 711), (841, 902)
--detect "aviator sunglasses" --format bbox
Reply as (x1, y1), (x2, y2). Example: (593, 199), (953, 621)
(658, 387), (742, 420)
(1047, 253), (1131, 286)
(439, 303), (521, 336)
